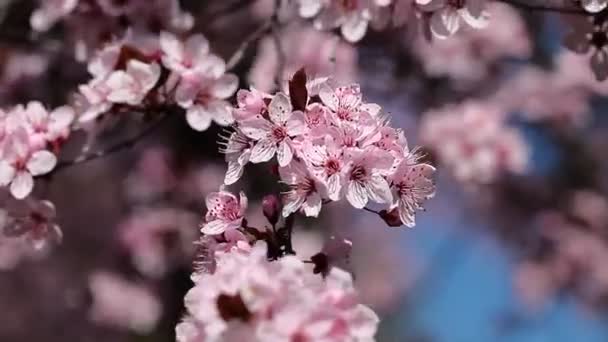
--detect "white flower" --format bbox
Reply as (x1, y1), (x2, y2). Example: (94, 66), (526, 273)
(240, 93), (306, 167)
(0, 129), (57, 199)
(106, 60), (161, 105)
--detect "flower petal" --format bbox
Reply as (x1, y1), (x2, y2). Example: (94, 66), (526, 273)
(277, 141), (293, 167)
(346, 181), (368, 209)
(249, 138), (277, 163)
(10, 171), (33, 199)
(210, 74), (239, 99)
(27, 150), (57, 176)
(186, 106), (213, 131)
(268, 93), (293, 124)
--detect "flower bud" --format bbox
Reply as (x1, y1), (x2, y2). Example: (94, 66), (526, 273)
(262, 194), (281, 225)
(379, 208), (402, 227)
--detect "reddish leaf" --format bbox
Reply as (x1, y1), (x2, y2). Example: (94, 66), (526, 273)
(289, 68), (308, 111)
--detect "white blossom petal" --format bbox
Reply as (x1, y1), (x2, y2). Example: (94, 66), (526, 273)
(10, 171), (34, 199)
(27, 150), (57, 176)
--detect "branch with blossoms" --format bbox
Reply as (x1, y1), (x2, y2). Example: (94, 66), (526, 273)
(6, 0), (608, 339)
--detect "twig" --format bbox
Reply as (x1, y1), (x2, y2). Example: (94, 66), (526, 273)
(54, 114), (170, 172)
(498, 0), (587, 14)
(362, 206), (380, 215)
(271, 0), (286, 90)
(226, 19), (273, 70)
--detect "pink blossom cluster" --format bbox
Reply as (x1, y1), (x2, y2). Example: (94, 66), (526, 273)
(221, 73), (436, 227)
(176, 241), (379, 342)
(295, 0), (487, 42)
(77, 31), (238, 132)
(0, 102), (74, 199)
(30, 0), (193, 60)
(420, 101), (528, 184)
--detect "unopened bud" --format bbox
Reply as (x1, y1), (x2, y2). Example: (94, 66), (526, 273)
(379, 208), (402, 227)
(262, 194), (281, 225)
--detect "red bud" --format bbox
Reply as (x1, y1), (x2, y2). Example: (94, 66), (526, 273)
(262, 194), (281, 226)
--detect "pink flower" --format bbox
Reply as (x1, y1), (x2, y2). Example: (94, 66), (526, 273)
(240, 93), (306, 167)
(160, 32), (211, 75)
(344, 148), (394, 209)
(2, 197), (62, 250)
(299, 0), (373, 42)
(390, 157), (436, 227)
(220, 129), (254, 185)
(0, 128), (57, 199)
(175, 63), (239, 131)
(21, 101), (75, 149)
(106, 60), (161, 105)
(177, 241), (379, 341)
(279, 160), (325, 217)
(419, 0), (488, 39)
(202, 190), (248, 235)
(233, 87), (269, 121)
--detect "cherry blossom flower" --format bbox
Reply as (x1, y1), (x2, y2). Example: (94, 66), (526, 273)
(106, 60), (161, 105)
(390, 157), (436, 227)
(233, 87), (270, 121)
(202, 190), (248, 235)
(220, 129), (254, 185)
(279, 160), (326, 217)
(302, 136), (347, 201)
(21, 101), (75, 149)
(297, 0), (374, 42)
(240, 93), (306, 167)
(344, 148), (394, 209)
(175, 63), (239, 131)
(420, 101), (528, 184)
(160, 32), (211, 75)
(0, 128), (57, 199)
(177, 241), (379, 341)
(2, 197), (62, 250)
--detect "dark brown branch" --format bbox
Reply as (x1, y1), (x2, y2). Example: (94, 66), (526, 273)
(498, 0), (587, 14)
(54, 114), (170, 173)
(226, 19), (273, 70)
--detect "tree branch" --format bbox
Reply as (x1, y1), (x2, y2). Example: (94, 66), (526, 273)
(54, 114), (170, 173)
(498, 0), (587, 14)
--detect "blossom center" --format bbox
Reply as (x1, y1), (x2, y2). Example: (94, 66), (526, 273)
(325, 159), (341, 176)
(272, 126), (288, 141)
(350, 164), (367, 182)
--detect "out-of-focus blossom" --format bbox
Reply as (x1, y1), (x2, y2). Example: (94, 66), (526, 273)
(0, 128), (58, 199)
(412, 2), (530, 85)
(494, 65), (592, 127)
(118, 208), (198, 278)
(420, 101), (528, 184)
(249, 25), (357, 92)
(581, 0), (608, 13)
(562, 14), (608, 81)
(77, 31), (238, 133)
(177, 241), (379, 341)
(88, 271), (162, 333)
(1, 197), (62, 251)
(202, 190), (248, 235)
(418, 0), (488, 39)
(124, 147), (177, 202)
(21, 102), (75, 150)
(30, 0), (193, 60)
(296, 0), (375, 42)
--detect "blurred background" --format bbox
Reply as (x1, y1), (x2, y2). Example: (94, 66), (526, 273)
(2, 0), (608, 341)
